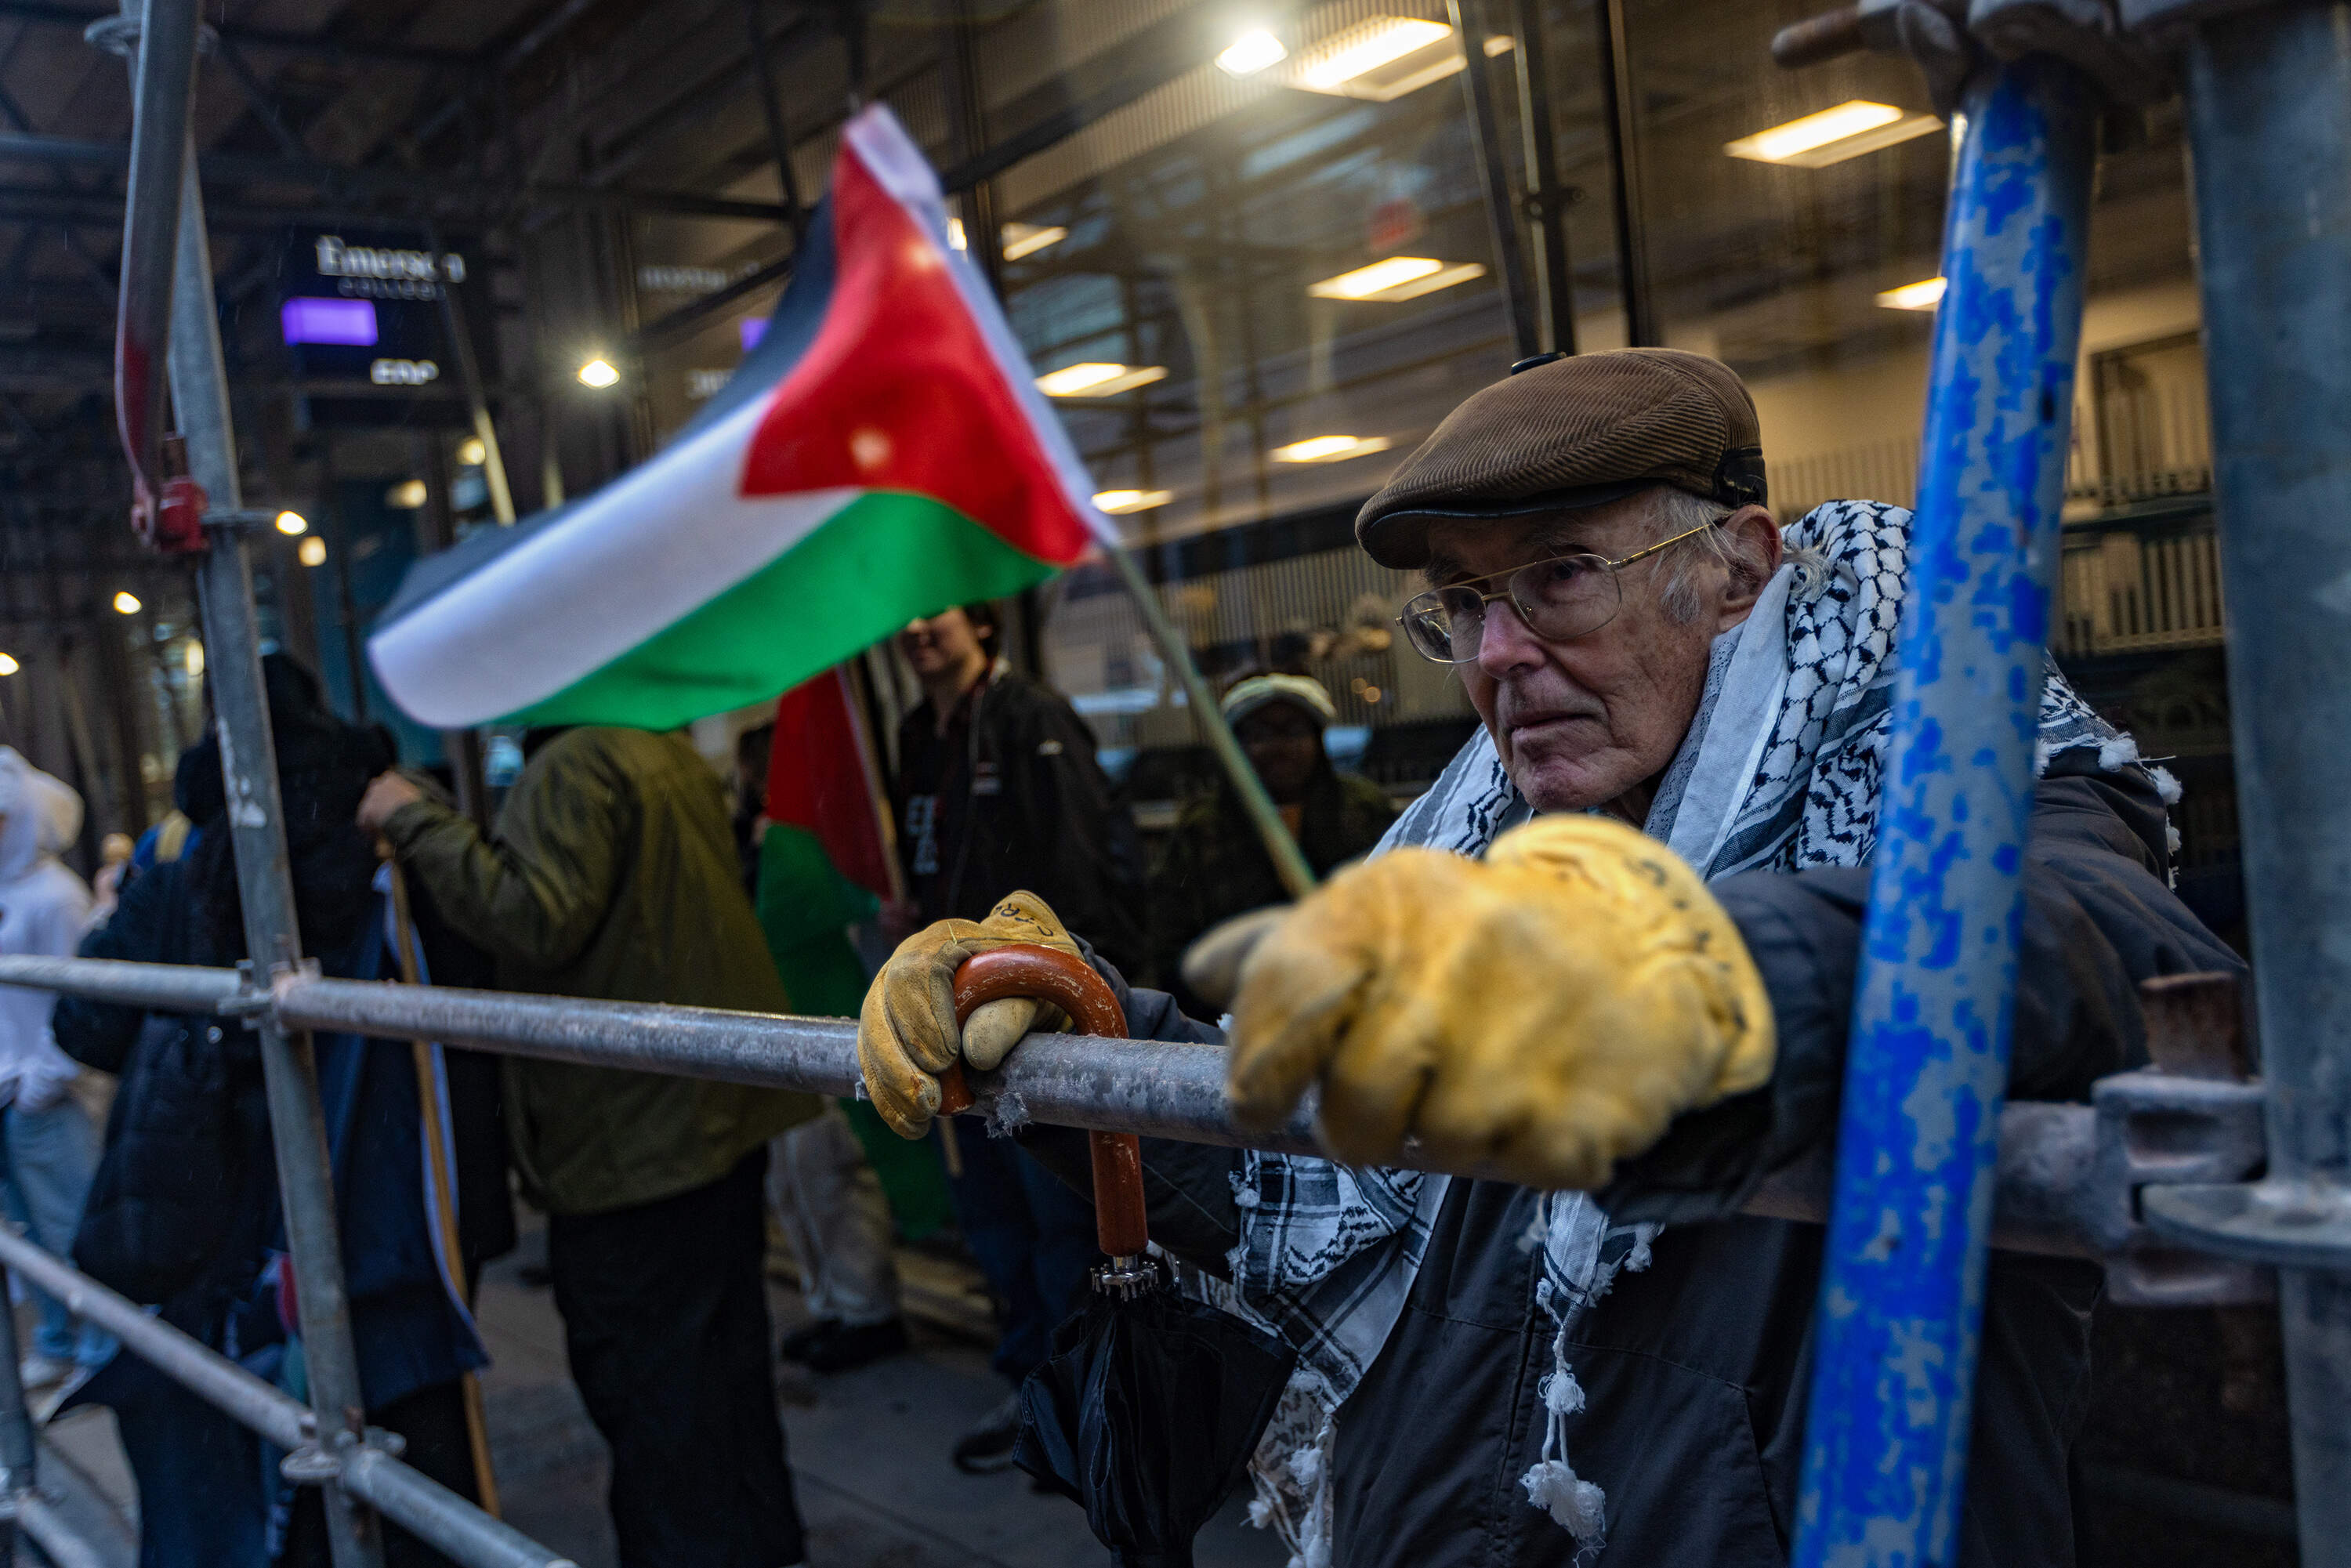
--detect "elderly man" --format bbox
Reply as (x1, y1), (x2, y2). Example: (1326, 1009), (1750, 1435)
(857, 350), (2238, 1566)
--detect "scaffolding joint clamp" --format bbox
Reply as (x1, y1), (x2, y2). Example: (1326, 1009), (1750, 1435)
(2141, 1177), (2351, 1272)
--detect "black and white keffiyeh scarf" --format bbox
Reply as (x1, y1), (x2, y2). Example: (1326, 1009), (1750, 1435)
(1210, 500), (2162, 1566)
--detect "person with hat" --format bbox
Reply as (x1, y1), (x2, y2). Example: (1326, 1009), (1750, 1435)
(856, 349), (2239, 1566)
(1148, 674), (1394, 1016)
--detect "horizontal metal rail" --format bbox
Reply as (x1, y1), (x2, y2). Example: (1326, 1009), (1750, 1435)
(0, 952), (2139, 1258)
(0, 1226), (573, 1568)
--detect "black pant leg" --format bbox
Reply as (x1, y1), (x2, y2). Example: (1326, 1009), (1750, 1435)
(548, 1152), (803, 1568)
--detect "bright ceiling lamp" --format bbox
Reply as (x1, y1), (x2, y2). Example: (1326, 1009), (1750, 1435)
(947, 217), (969, 250)
(1725, 100), (1942, 167)
(1002, 223), (1067, 261)
(1094, 489), (1173, 514)
(387, 480), (429, 509)
(0, 652), (16, 676)
(299, 536), (328, 567)
(1273, 434), (1392, 464)
(112, 591), (142, 614)
(458, 436), (487, 465)
(1035, 362), (1168, 398)
(274, 509), (308, 535)
(1876, 276), (1947, 310)
(1291, 17), (1462, 102)
(1310, 255), (1487, 302)
(577, 357), (620, 388)
(1217, 28), (1288, 77)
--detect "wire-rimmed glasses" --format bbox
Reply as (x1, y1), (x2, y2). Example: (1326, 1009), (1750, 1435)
(1395, 521), (1719, 664)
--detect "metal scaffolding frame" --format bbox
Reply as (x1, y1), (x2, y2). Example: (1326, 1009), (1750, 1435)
(0, 1), (2340, 1566)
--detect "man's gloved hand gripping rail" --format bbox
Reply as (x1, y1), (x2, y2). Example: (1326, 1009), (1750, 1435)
(855, 753), (2243, 1266)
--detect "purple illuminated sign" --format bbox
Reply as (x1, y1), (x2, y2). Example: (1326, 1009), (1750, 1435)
(740, 317), (767, 353)
(281, 296), (379, 347)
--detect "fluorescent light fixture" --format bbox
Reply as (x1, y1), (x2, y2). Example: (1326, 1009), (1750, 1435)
(577, 357), (620, 388)
(1309, 256), (1487, 302)
(947, 217), (968, 250)
(1217, 28), (1288, 76)
(1272, 434), (1392, 464)
(184, 641), (203, 677)
(1291, 17), (1461, 102)
(1876, 276), (1947, 310)
(1035, 362), (1168, 398)
(1483, 34), (1514, 55)
(1001, 223), (1068, 261)
(0, 653), (16, 677)
(1094, 489), (1173, 514)
(279, 296), (378, 346)
(387, 480), (429, 509)
(274, 509), (308, 535)
(458, 437), (487, 466)
(112, 591), (142, 615)
(299, 536), (328, 567)
(1725, 100), (1941, 167)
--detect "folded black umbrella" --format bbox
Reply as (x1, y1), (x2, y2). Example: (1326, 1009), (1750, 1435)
(1016, 1264), (1295, 1568)
(947, 945), (1299, 1568)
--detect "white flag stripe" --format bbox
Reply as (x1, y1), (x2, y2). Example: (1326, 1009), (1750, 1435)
(369, 389), (855, 728)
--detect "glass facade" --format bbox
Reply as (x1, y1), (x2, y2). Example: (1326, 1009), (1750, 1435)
(616, 0), (2225, 926)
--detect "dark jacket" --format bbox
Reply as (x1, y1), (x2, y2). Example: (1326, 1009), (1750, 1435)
(893, 667), (1145, 973)
(1025, 754), (2242, 1568)
(53, 661), (507, 1406)
(1149, 761), (1394, 1008)
(382, 725), (820, 1215)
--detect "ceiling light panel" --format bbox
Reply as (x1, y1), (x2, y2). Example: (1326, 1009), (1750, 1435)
(1309, 257), (1487, 302)
(1035, 363), (1169, 398)
(1725, 100), (1943, 168)
(1272, 435), (1393, 464)
(1290, 17), (1463, 102)
(1876, 277), (1947, 310)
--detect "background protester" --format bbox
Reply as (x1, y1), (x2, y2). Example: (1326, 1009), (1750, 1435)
(56, 656), (508, 1568)
(1148, 674), (1395, 1016)
(0, 748), (115, 1394)
(362, 722), (822, 1568)
(888, 602), (1143, 1473)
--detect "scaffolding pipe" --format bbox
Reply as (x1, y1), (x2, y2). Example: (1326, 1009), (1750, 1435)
(0, 954), (2117, 1258)
(0, 1230), (575, 1568)
(1792, 55), (2098, 1568)
(2148, 5), (2351, 1558)
(117, 0), (387, 1556)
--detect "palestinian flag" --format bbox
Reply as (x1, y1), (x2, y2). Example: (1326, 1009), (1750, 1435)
(367, 103), (1115, 731)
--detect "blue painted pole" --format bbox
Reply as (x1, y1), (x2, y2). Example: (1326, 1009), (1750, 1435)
(1791, 56), (2098, 1568)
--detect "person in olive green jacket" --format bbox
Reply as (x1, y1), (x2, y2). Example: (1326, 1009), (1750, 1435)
(360, 725), (818, 1568)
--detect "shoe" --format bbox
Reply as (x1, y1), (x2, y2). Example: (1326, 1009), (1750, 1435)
(777, 1318), (842, 1364)
(17, 1354), (71, 1391)
(798, 1318), (909, 1374)
(951, 1392), (1023, 1475)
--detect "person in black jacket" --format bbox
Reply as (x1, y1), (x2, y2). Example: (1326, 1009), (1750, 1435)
(855, 353), (2244, 1567)
(53, 655), (512, 1568)
(889, 601), (1145, 1473)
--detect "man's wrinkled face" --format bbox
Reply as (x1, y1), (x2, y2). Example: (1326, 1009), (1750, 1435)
(1424, 498), (1726, 814)
(897, 609), (984, 679)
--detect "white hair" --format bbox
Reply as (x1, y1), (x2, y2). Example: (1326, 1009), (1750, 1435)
(1647, 485), (1827, 623)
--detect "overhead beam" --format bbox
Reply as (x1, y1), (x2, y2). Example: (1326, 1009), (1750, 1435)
(0, 133), (794, 222)
(0, 1), (478, 67)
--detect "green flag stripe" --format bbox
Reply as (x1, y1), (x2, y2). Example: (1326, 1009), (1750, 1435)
(502, 491), (1058, 730)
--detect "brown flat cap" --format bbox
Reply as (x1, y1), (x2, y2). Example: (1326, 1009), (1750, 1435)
(1356, 348), (1767, 569)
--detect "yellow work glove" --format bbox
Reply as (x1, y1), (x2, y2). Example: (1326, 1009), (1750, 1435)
(1226, 815), (1775, 1191)
(858, 891), (1082, 1138)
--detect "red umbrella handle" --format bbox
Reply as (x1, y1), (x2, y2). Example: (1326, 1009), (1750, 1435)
(950, 944), (1147, 1258)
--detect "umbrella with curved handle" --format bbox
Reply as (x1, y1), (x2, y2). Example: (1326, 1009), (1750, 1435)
(947, 943), (1147, 1265)
(935, 942), (1297, 1568)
